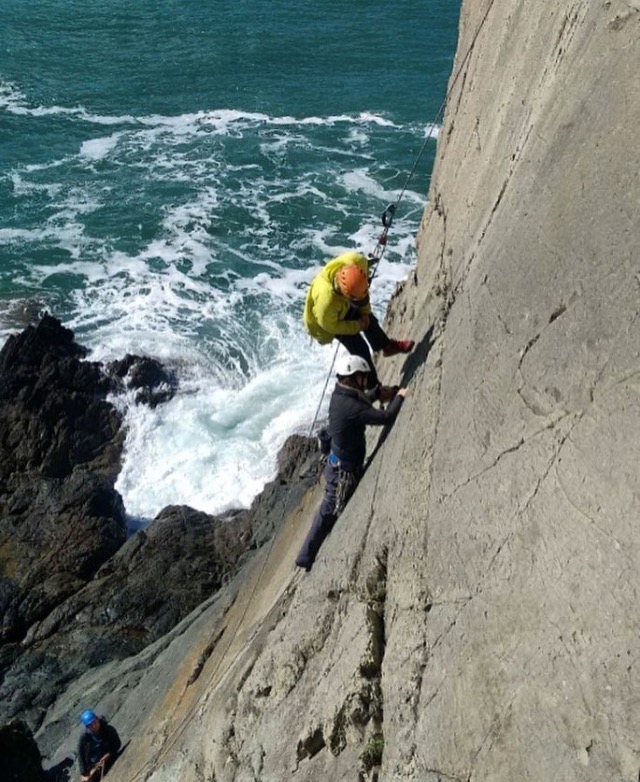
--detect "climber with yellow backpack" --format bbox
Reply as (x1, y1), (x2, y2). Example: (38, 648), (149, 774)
(303, 251), (414, 387)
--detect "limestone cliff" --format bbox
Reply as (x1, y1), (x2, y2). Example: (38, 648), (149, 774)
(38, 1), (640, 780)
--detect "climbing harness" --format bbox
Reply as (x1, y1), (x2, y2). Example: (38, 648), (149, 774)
(327, 450), (361, 517)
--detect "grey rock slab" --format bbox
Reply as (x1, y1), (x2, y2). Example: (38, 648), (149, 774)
(22, 1), (640, 780)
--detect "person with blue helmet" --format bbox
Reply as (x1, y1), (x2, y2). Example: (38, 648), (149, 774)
(77, 709), (121, 781)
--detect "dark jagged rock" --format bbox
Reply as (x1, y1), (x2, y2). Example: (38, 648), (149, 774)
(0, 315), (187, 728)
(0, 315), (86, 378)
(107, 354), (177, 407)
(0, 317), (128, 647)
(30, 504), (254, 652)
(0, 719), (45, 782)
(0, 504), (254, 728)
(0, 314), (120, 480)
(248, 432), (322, 548)
(0, 472), (126, 643)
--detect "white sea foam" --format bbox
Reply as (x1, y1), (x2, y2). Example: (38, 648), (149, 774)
(341, 168), (396, 200)
(3, 86), (423, 523)
(4, 84), (403, 138)
(0, 78), (27, 110)
(0, 227), (53, 244)
(10, 174), (62, 198)
(347, 128), (370, 145)
(60, 230), (415, 522)
(341, 167), (426, 209)
(80, 133), (122, 160)
(113, 334), (333, 519)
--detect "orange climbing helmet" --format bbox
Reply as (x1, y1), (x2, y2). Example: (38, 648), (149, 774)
(335, 264), (369, 300)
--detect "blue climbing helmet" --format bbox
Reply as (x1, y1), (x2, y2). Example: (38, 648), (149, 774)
(80, 709), (97, 727)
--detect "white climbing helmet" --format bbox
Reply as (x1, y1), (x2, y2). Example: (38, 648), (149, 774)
(335, 354), (371, 377)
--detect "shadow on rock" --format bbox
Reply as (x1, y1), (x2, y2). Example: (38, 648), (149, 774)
(365, 325), (436, 470)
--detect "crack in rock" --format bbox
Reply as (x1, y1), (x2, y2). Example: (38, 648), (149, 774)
(439, 414), (570, 503)
(556, 467), (629, 555)
(481, 276), (512, 335)
(424, 768), (471, 782)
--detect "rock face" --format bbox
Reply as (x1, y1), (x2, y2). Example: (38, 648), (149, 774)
(10, 2), (640, 780)
(378, 3), (640, 777)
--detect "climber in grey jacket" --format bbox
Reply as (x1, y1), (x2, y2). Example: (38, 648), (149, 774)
(296, 353), (407, 571)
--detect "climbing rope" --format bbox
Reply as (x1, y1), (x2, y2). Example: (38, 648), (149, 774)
(305, 154), (429, 437)
(371, 0), (500, 278)
(126, 2), (499, 778)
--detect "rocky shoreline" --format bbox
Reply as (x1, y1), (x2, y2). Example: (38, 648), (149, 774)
(0, 315), (321, 775)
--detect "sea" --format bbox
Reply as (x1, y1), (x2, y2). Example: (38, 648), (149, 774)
(0, 0), (461, 526)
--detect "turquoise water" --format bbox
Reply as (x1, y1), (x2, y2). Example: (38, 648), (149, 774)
(0, 0), (461, 520)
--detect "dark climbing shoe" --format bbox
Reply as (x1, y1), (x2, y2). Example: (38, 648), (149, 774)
(295, 557), (312, 573)
(382, 339), (415, 357)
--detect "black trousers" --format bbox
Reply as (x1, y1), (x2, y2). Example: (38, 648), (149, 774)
(296, 460), (361, 571)
(337, 311), (390, 387)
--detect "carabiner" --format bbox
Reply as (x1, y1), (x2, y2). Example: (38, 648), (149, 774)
(381, 203), (396, 228)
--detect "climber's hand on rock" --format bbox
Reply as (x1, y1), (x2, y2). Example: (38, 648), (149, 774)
(378, 386), (398, 402)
